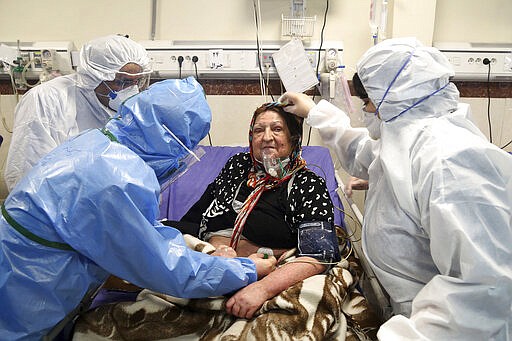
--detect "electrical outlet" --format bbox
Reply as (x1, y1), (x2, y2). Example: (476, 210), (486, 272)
(261, 52), (275, 68)
(434, 42), (512, 81)
(208, 49), (224, 69)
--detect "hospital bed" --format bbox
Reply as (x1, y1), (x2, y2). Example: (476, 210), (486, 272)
(69, 145), (389, 340)
(159, 145), (391, 319)
(159, 145), (345, 227)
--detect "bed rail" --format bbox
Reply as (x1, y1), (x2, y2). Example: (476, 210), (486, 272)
(334, 170), (393, 322)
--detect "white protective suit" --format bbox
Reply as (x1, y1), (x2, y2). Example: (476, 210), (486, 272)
(305, 38), (512, 340)
(4, 35), (150, 191)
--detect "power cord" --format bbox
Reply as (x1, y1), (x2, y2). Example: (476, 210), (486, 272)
(502, 137), (512, 150)
(481, 58), (511, 150)
(307, 0), (329, 146)
(483, 57), (492, 144)
(191, 55), (212, 146)
(252, 0), (274, 101)
(178, 56), (184, 79)
(192, 56), (199, 81)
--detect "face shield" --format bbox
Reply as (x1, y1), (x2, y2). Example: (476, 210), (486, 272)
(159, 145), (206, 192)
(104, 76), (211, 186)
(111, 70), (152, 91)
(158, 124), (205, 191)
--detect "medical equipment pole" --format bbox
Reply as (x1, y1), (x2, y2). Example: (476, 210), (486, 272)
(151, 0), (157, 40)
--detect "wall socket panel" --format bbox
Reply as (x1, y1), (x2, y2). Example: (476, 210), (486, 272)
(434, 42), (512, 81)
(139, 40), (342, 79)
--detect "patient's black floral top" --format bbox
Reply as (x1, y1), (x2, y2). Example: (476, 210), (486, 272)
(181, 153), (334, 249)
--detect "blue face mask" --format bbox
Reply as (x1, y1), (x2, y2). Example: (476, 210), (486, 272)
(102, 82), (140, 111)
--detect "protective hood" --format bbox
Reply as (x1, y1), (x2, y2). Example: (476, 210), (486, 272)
(356, 37), (459, 122)
(105, 76), (211, 184)
(77, 35), (151, 89)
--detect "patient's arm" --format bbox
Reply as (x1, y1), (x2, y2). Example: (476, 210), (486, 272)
(209, 235), (289, 259)
(209, 244), (277, 279)
(225, 256), (326, 319)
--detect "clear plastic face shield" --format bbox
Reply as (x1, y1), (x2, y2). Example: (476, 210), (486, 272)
(159, 124), (205, 192)
(114, 70), (152, 91)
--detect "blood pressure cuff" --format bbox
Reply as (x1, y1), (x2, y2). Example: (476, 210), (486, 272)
(297, 221), (341, 265)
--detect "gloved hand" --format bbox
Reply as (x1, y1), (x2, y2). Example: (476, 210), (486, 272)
(345, 176), (369, 198)
(211, 244), (237, 258)
(278, 92), (316, 118)
(249, 253), (277, 279)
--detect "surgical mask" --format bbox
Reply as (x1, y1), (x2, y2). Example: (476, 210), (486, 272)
(362, 109), (381, 140)
(103, 82), (139, 111)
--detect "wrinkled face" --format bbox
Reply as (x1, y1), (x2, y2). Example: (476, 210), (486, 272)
(251, 110), (292, 162)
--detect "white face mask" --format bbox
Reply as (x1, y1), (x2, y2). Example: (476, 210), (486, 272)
(104, 83), (140, 112)
(362, 110), (381, 140)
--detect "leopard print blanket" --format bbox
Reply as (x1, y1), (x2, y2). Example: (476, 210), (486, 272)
(73, 235), (379, 341)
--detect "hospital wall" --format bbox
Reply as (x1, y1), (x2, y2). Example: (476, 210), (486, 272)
(0, 1), (511, 221)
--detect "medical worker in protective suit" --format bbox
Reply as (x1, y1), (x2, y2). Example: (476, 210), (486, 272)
(0, 77), (276, 341)
(280, 37), (512, 340)
(4, 34), (152, 191)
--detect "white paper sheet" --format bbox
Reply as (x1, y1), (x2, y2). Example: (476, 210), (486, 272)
(272, 39), (319, 93)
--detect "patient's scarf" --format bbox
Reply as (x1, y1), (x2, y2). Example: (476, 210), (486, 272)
(229, 107), (306, 250)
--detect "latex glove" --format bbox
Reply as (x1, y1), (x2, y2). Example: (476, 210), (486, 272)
(278, 92), (316, 118)
(345, 176), (369, 198)
(249, 253), (277, 279)
(211, 244), (237, 258)
(225, 281), (269, 319)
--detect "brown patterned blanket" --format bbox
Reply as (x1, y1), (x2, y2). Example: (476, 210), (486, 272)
(73, 235), (379, 341)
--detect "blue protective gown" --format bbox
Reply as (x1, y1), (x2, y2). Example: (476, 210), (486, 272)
(0, 81), (257, 340)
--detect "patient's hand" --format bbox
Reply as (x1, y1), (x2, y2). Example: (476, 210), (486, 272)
(225, 281), (269, 319)
(249, 253), (276, 279)
(211, 244), (237, 258)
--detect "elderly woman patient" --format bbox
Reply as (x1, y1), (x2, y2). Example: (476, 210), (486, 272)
(177, 103), (341, 319)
